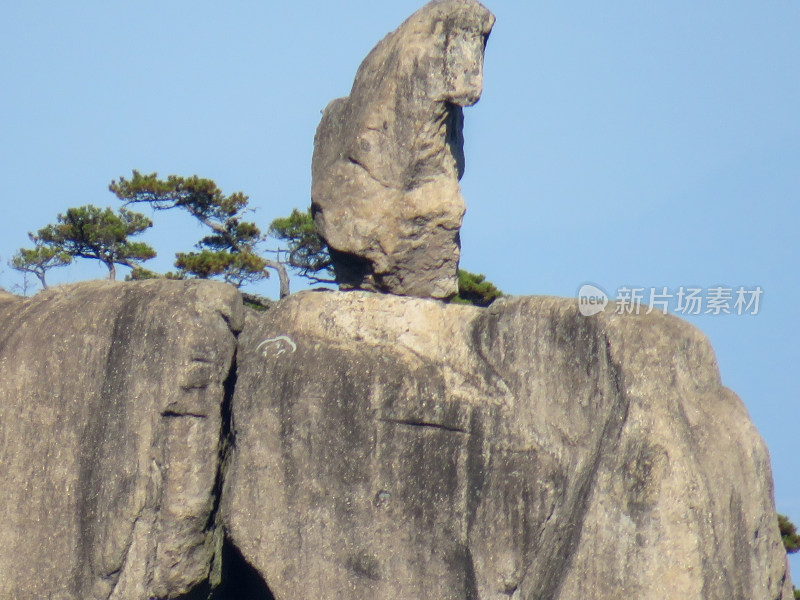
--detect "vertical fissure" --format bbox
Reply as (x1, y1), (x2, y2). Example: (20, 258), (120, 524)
(204, 346), (237, 534)
(195, 330), (274, 599)
(208, 538), (276, 600)
(170, 538), (275, 600)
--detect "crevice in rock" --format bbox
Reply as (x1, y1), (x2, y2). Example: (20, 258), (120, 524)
(216, 308), (235, 331)
(347, 154), (369, 172)
(175, 321), (275, 599)
(191, 357), (216, 364)
(205, 347), (237, 533)
(209, 537), (276, 599)
(461, 544), (479, 600)
(378, 417), (468, 434)
(345, 154), (398, 190)
(161, 410), (208, 419)
(168, 537), (275, 600)
(170, 581), (213, 600)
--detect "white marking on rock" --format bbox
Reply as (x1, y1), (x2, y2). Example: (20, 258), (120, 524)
(256, 336), (297, 357)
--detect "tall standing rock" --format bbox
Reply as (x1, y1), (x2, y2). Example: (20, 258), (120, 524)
(311, 0), (495, 299)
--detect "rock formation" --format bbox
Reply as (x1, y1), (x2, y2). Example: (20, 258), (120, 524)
(224, 291), (794, 600)
(0, 280), (243, 599)
(1, 279), (791, 599)
(311, 0), (495, 299)
(0, 8), (792, 597)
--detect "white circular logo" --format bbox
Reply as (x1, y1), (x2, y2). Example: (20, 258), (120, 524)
(577, 284), (608, 316)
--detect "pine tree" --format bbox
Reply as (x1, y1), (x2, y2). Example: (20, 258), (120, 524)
(268, 208), (334, 284)
(34, 205), (155, 280)
(109, 171), (290, 297)
(10, 234), (72, 289)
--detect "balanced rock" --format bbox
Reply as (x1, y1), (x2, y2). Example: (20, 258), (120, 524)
(311, 0), (495, 299)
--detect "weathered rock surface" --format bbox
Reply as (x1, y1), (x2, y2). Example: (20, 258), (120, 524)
(0, 288), (17, 308)
(0, 280), (243, 600)
(225, 291), (793, 600)
(311, 0), (495, 299)
(0, 280), (792, 599)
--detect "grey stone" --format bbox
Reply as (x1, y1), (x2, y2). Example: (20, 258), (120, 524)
(311, 0), (495, 299)
(0, 288), (19, 308)
(224, 291), (793, 600)
(0, 280), (243, 600)
(0, 280), (792, 599)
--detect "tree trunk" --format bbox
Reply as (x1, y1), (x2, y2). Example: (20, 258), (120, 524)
(107, 262), (116, 281)
(264, 260), (290, 299)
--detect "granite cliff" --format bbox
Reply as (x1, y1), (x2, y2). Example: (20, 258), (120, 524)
(0, 279), (792, 599)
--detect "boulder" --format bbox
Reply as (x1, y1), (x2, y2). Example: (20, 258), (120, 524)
(311, 0), (495, 299)
(224, 291), (793, 600)
(0, 280), (243, 600)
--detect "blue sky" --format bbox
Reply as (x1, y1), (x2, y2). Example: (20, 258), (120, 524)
(1, 0), (798, 576)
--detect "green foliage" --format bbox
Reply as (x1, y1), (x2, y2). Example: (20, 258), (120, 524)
(266, 208), (504, 304)
(124, 266), (184, 281)
(451, 269), (504, 307)
(102, 171), (502, 303)
(777, 512), (800, 600)
(34, 205), (154, 280)
(779, 514), (800, 554)
(175, 248), (267, 287)
(242, 292), (273, 312)
(109, 170), (249, 225)
(10, 234), (73, 289)
(268, 208), (334, 283)
(109, 171), (282, 291)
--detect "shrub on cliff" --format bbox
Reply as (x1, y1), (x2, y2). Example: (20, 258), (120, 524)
(451, 269), (504, 307)
(779, 514), (800, 553)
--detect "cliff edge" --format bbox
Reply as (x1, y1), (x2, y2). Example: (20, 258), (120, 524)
(0, 280), (792, 599)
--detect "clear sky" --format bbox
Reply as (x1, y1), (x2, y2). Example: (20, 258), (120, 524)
(1, 0), (798, 577)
